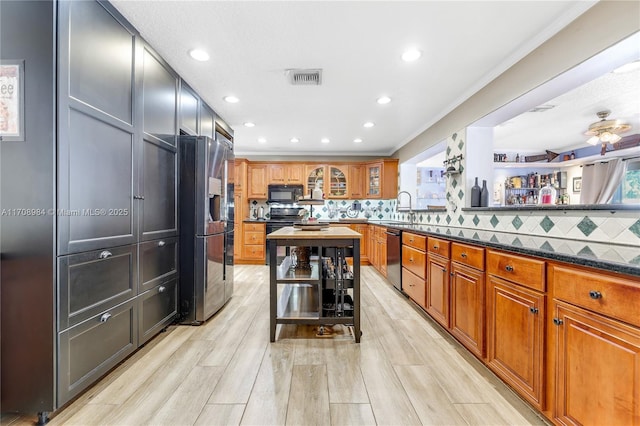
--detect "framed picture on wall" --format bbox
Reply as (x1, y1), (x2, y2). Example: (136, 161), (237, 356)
(0, 60), (25, 142)
(573, 177), (582, 193)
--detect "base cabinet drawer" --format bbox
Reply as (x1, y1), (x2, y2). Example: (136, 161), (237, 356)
(243, 244), (265, 260)
(58, 245), (137, 330)
(139, 237), (178, 293)
(58, 299), (137, 406)
(402, 268), (426, 308)
(138, 279), (178, 345)
(402, 245), (426, 278)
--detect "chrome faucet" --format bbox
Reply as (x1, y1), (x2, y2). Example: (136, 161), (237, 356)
(396, 191), (415, 225)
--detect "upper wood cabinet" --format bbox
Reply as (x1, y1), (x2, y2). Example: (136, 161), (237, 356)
(269, 163), (304, 185)
(247, 164), (267, 199)
(234, 158), (248, 194)
(306, 165), (326, 198)
(349, 164), (365, 198)
(305, 165), (349, 199)
(365, 159), (398, 199)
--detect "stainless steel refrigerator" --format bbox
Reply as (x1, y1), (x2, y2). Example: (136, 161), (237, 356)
(179, 134), (234, 324)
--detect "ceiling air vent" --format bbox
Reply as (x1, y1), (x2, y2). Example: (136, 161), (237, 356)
(287, 69), (322, 86)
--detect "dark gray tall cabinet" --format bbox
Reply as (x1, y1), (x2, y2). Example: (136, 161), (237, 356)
(1, 0), (189, 418)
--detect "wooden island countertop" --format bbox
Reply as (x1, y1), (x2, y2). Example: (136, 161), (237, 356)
(266, 226), (362, 240)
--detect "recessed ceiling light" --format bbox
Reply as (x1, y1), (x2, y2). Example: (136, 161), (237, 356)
(363, 122), (375, 128)
(290, 137), (299, 143)
(258, 138), (266, 143)
(401, 48), (422, 62)
(377, 96), (391, 105)
(613, 60), (640, 73)
(223, 95), (239, 103)
(321, 138), (330, 144)
(188, 49), (210, 62)
(353, 138), (363, 143)
(244, 122), (255, 128)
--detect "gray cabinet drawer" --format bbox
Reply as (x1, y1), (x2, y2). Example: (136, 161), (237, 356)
(58, 299), (137, 406)
(58, 245), (137, 330)
(139, 237), (178, 293)
(138, 279), (178, 345)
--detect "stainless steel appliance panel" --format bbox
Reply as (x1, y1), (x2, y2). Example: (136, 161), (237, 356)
(57, 299), (137, 407)
(58, 245), (137, 331)
(386, 229), (402, 291)
(199, 233), (226, 321)
(139, 237), (178, 293)
(142, 47), (177, 146)
(224, 230), (234, 303)
(179, 82), (199, 135)
(138, 279), (178, 344)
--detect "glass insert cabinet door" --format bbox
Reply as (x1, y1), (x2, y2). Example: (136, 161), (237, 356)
(329, 166), (347, 198)
(367, 164), (381, 197)
(307, 166), (324, 197)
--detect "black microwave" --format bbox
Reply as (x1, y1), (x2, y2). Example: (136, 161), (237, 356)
(267, 184), (303, 204)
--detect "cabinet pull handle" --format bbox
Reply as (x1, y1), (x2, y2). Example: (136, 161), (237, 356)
(158, 240), (166, 247)
(99, 250), (112, 259)
(589, 290), (602, 299)
(133, 195), (145, 200)
(553, 318), (563, 326)
(158, 286), (166, 293)
(100, 313), (112, 323)
(505, 265), (514, 272)
(460, 253), (467, 258)
(529, 307), (539, 314)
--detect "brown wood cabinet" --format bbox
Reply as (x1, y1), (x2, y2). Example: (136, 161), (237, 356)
(348, 164), (365, 199)
(548, 263), (640, 426)
(402, 232), (427, 307)
(350, 223), (369, 265)
(268, 163), (304, 185)
(450, 247), (485, 358)
(426, 253), (450, 328)
(368, 225), (387, 276)
(487, 274), (545, 410)
(242, 222), (265, 262)
(365, 159), (398, 199)
(247, 164), (267, 199)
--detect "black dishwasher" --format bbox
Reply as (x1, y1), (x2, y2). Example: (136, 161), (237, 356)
(385, 228), (402, 291)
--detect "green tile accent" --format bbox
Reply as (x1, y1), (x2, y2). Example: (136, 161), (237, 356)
(458, 140), (464, 151)
(540, 241), (555, 252)
(458, 189), (464, 200)
(473, 215), (480, 226)
(512, 237), (523, 247)
(490, 235), (499, 243)
(436, 215), (441, 223)
(458, 215), (464, 225)
(577, 216), (597, 237)
(629, 219), (640, 238)
(452, 133), (457, 141)
(577, 246), (596, 259)
(419, 214), (423, 222)
(452, 178), (458, 188)
(427, 214), (432, 222)
(540, 216), (555, 233)
(458, 164), (464, 174)
(631, 255), (640, 266)
(446, 215), (452, 224)
(490, 215), (499, 228)
(512, 215), (523, 230)
(472, 232), (480, 240)
(458, 230), (465, 237)
(446, 146), (452, 156)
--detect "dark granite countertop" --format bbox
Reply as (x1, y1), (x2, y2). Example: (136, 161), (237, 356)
(463, 204), (640, 212)
(367, 222), (640, 277)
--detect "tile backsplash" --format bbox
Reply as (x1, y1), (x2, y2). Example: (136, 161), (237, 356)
(249, 199), (396, 221)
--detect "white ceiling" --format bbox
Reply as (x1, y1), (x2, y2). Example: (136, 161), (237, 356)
(111, 0), (597, 157)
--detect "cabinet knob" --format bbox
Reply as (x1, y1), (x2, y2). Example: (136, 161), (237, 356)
(553, 317), (563, 326)
(99, 250), (112, 259)
(450, 272), (454, 276)
(158, 240), (166, 247)
(589, 290), (602, 299)
(505, 265), (514, 272)
(409, 258), (414, 262)
(100, 313), (112, 323)
(158, 286), (166, 293)
(409, 238), (414, 242)
(441, 268), (446, 273)
(529, 307), (539, 314)
(460, 252), (467, 258)
(433, 245), (439, 250)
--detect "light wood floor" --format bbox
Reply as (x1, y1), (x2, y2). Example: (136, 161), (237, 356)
(3, 265), (548, 426)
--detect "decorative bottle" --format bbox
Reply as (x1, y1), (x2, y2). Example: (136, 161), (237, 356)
(480, 180), (489, 207)
(471, 177), (481, 207)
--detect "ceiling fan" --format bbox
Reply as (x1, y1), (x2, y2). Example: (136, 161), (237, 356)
(585, 110), (631, 155)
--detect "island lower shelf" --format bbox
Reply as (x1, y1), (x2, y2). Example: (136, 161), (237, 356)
(267, 226), (362, 342)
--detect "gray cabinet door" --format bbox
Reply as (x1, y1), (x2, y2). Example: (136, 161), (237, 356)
(58, 244), (137, 330)
(180, 82), (199, 135)
(140, 46), (178, 241)
(58, 0), (138, 254)
(200, 103), (215, 139)
(138, 279), (178, 345)
(139, 237), (178, 293)
(57, 298), (137, 407)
